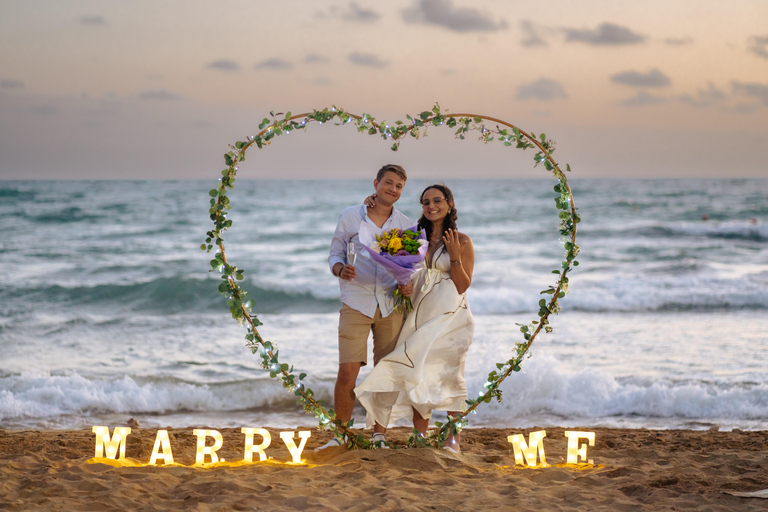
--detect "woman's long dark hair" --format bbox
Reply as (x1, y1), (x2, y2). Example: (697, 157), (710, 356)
(417, 184), (458, 244)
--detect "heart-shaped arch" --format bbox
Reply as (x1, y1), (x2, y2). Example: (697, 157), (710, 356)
(203, 105), (580, 449)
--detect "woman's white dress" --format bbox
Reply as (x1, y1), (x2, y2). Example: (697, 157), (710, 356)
(355, 248), (475, 426)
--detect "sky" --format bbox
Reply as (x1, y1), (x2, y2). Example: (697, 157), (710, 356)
(1, 0), (767, 180)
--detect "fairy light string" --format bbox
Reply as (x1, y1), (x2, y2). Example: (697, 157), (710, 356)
(203, 104), (580, 449)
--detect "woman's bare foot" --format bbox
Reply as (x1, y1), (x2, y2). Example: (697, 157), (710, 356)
(444, 432), (460, 453)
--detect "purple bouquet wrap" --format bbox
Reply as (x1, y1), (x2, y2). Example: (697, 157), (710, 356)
(358, 222), (428, 285)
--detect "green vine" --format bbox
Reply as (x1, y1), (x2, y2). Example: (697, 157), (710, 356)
(202, 104), (580, 450)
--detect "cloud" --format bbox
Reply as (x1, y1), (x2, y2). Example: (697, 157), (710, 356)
(677, 83), (726, 108)
(28, 105), (58, 116)
(344, 2), (380, 23)
(732, 81), (768, 106)
(621, 91), (667, 107)
(402, 0), (507, 33)
(348, 52), (388, 68)
(516, 79), (567, 101)
(1, 79), (25, 90)
(78, 15), (107, 25)
(254, 58), (293, 71)
(664, 36), (693, 46)
(205, 59), (240, 72)
(564, 22), (645, 46)
(311, 77), (333, 86)
(611, 69), (671, 88)
(748, 35), (768, 59)
(520, 20), (546, 47)
(728, 103), (759, 114)
(305, 54), (329, 64)
(137, 89), (182, 101)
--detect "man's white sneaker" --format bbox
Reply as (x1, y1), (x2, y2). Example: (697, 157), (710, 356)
(314, 437), (344, 451)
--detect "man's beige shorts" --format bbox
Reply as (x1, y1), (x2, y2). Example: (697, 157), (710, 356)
(338, 304), (403, 366)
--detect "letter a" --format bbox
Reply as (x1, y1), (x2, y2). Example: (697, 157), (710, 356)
(92, 426), (131, 460)
(242, 428), (272, 462)
(149, 430), (175, 466)
(508, 430), (548, 467)
(280, 431), (311, 464)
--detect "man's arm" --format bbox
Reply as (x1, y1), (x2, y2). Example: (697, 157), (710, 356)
(329, 208), (358, 280)
(329, 212), (348, 277)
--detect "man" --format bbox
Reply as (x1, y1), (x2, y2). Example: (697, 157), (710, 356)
(320, 164), (413, 449)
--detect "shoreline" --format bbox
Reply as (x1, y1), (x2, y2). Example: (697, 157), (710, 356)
(2, 426), (767, 510)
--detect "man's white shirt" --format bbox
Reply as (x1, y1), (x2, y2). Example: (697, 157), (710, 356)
(329, 204), (412, 318)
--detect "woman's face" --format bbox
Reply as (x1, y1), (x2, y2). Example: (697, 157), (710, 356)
(421, 188), (451, 223)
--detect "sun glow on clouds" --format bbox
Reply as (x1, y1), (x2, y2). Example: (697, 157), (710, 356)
(0, 0), (767, 179)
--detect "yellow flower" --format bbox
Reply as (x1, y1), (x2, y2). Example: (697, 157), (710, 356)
(388, 237), (403, 254)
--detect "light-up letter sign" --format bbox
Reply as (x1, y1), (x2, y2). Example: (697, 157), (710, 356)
(242, 428), (272, 462)
(193, 429), (224, 465)
(92, 426), (131, 460)
(508, 430), (548, 467)
(148, 429), (175, 466)
(564, 431), (595, 465)
(280, 431), (311, 464)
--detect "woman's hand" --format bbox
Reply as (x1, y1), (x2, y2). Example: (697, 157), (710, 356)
(364, 193), (377, 208)
(398, 281), (413, 298)
(443, 228), (464, 261)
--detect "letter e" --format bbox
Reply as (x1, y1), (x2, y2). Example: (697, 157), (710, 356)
(564, 431), (595, 465)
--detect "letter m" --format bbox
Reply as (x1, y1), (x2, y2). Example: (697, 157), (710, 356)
(92, 426), (131, 459)
(508, 430), (548, 467)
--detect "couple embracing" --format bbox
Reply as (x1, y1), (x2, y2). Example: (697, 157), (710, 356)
(322, 164), (475, 453)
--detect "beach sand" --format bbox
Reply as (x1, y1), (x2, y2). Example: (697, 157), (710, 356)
(1, 426), (766, 511)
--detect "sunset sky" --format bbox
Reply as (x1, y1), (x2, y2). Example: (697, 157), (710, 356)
(1, 0), (766, 180)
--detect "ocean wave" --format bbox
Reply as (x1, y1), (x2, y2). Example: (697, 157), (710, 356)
(467, 276), (768, 314)
(640, 222), (768, 242)
(31, 206), (101, 224)
(467, 356), (768, 429)
(4, 360), (765, 430)
(0, 277), (340, 314)
(0, 187), (36, 201)
(0, 371), (335, 422)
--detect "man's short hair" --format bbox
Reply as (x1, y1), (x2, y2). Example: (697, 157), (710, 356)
(376, 164), (407, 182)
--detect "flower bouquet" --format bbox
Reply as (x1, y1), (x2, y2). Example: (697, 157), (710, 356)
(358, 222), (428, 313)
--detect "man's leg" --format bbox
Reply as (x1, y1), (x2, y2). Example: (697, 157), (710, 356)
(335, 304), (373, 426)
(334, 361), (361, 425)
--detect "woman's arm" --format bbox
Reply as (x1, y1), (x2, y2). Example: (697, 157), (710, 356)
(443, 229), (474, 294)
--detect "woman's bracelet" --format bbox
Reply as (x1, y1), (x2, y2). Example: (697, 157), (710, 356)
(450, 259), (461, 267)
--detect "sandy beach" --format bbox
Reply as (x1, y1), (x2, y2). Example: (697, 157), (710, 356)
(1, 426), (766, 511)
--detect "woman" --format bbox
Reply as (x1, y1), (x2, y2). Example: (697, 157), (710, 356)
(355, 184), (475, 452)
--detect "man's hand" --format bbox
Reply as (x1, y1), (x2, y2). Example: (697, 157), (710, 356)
(339, 264), (357, 281)
(398, 282), (413, 298)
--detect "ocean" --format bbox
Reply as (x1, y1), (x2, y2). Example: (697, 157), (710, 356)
(1, 178), (766, 431)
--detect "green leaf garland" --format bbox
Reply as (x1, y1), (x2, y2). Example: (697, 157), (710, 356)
(203, 105), (580, 449)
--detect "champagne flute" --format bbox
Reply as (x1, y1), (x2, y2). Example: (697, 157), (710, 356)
(346, 242), (357, 266)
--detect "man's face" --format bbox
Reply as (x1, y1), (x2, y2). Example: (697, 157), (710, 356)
(373, 171), (405, 206)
